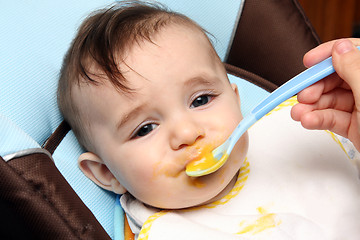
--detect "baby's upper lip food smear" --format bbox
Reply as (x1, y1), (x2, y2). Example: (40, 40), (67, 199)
(186, 151), (218, 172)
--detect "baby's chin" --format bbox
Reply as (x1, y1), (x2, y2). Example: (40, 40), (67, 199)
(164, 137), (247, 209)
(198, 170), (239, 206)
(141, 150), (245, 209)
(154, 170), (239, 210)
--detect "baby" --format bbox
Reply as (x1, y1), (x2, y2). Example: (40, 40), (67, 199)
(58, 1), (360, 239)
(57, 0), (247, 210)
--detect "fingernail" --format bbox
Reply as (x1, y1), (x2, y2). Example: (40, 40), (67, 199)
(335, 40), (353, 55)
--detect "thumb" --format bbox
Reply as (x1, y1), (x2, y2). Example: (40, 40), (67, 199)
(332, 39), (360, 151)
(332, 40), (360, 103)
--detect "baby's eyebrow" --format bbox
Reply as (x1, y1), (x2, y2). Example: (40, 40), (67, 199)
(116, 104), (147, 130)
(184, 76), (216, 89)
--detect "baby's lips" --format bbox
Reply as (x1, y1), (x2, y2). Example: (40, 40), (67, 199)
(183, 142), (220, 171)
(183, 156), (200, 170)
(182, 148), (202, 165)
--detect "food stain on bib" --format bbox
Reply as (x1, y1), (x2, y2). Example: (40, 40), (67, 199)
(237, 207), (281, 235)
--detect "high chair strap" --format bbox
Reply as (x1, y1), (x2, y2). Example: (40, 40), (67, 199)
(44, 120), (71, 155)
(224, 63), (277, 92)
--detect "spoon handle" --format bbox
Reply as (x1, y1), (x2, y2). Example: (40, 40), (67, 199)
(252, 54), (334, 119)
(227, 46), (360, 154)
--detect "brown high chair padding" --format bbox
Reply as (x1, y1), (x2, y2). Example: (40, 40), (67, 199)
(0, 0), (320, 239)
(226, 0), (320, 91)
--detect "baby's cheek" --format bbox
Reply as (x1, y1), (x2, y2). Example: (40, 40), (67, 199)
(152, 161), (181, 178)
(124, 171), (159, 200)
(116, 162), (155, 189)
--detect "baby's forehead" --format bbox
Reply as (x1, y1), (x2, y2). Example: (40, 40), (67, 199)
(77, 23), (222, 102)
(128, 24), (211, 57)
(86, 23), (216, 86)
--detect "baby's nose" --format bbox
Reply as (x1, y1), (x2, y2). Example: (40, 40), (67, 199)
(169, 118), (205, 150)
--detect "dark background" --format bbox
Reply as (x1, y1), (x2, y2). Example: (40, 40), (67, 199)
(298, 0), (360, 42)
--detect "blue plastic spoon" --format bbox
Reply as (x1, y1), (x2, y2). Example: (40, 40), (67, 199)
(186, 46), (360, 177)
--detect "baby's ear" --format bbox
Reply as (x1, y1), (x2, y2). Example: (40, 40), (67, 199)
(231, 83), (241, 103)
(78, 152), (126, 194)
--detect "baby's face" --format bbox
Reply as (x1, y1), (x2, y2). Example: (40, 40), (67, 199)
(76, 24), (248, 208)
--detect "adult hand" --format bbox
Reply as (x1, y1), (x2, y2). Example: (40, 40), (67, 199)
(291, 38), (360, 151)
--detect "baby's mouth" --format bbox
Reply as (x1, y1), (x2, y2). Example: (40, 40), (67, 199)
(186, 151), (219, 173)
(185, 144), (212, 163)
(185, 150), (204, 165)
(153, 145), (218, 178)
(184, 144), (220, 171)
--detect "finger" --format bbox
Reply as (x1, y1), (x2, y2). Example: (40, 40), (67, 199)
(291, 103), (314, 121)
(298, 109), (352, 138)
(332, 39), (360, 110)
(296, 80), (324, 104)
(291, 88), (354, 121)
(310, 88), (355, 112)
(303, 40), (338, 67)
(304, 38), (360, 68)
(296, 75), (349, 104)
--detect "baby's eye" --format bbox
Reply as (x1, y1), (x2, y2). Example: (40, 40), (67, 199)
(134, 123), (158, 138)
(191, 95), (213, 108)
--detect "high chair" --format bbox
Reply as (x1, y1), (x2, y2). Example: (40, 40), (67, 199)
(0, 0), (319, 239)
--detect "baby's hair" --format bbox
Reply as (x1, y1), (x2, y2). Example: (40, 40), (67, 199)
(57, 0), (212, 149)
